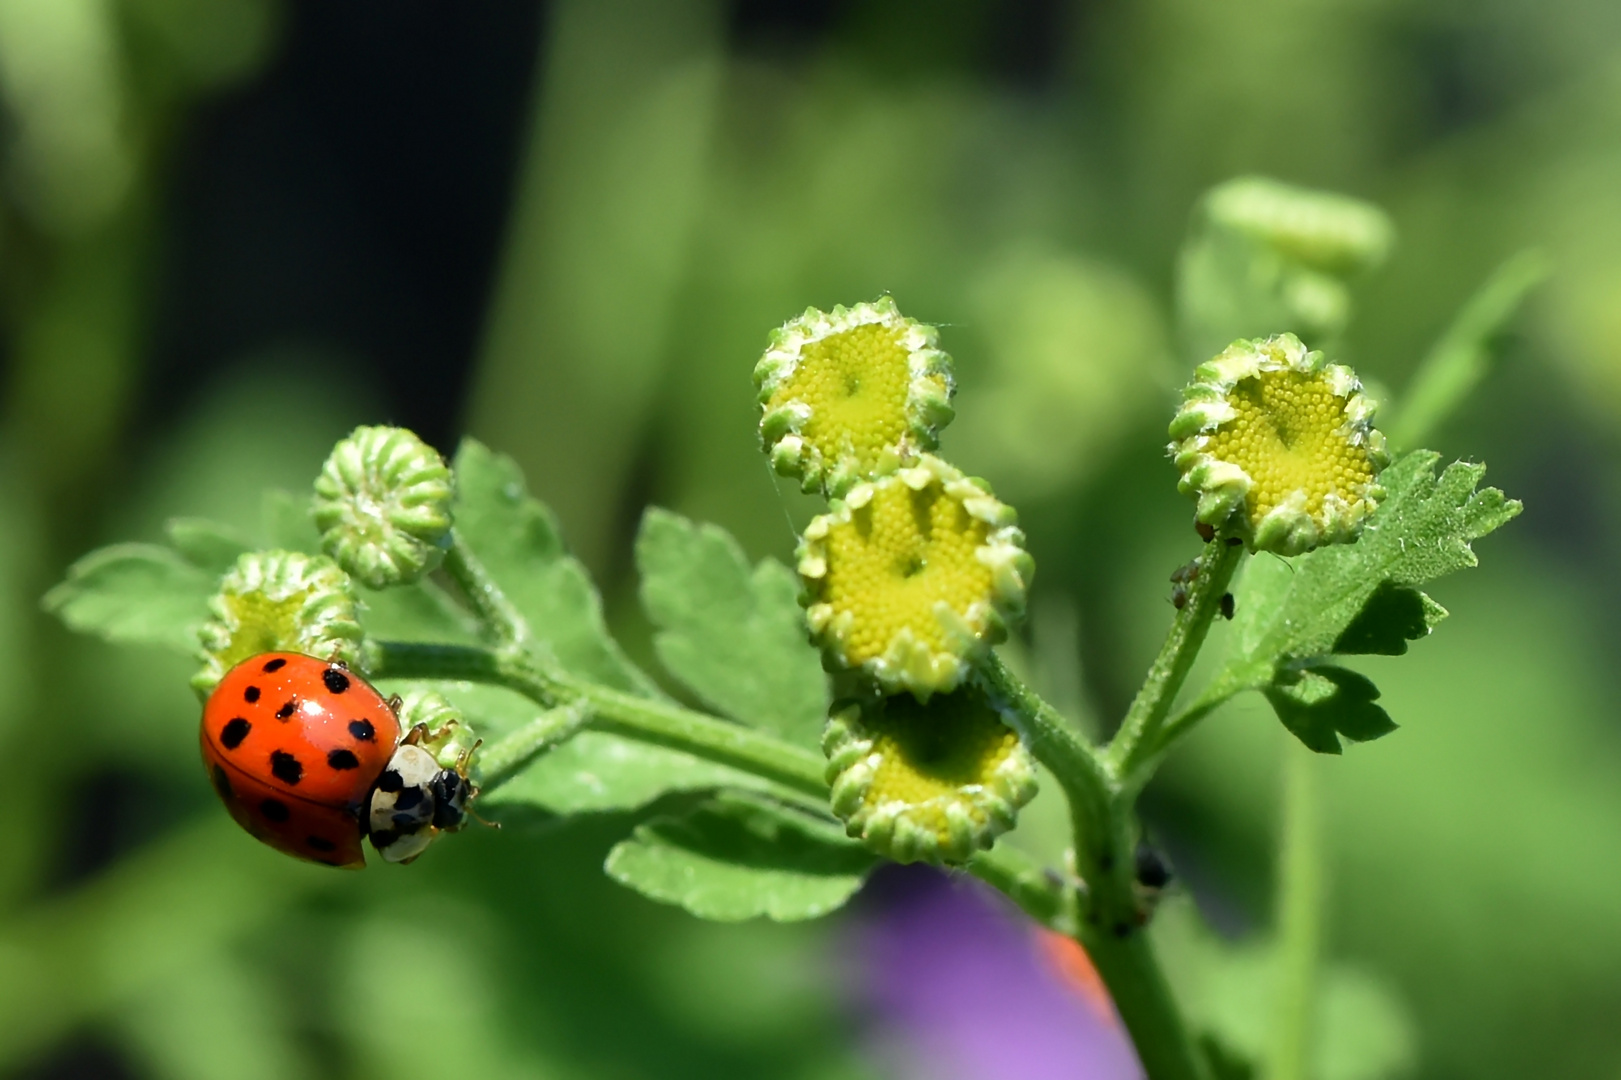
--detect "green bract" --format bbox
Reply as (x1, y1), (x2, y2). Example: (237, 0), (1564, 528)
(755, 296), (955, 497)
(392, 687), (480, 771)
(823, 688), (1037, 865)
(797, 455), (1033, 699)
(313, 425), (455, 589)
(193, 550), (364, 696)
(1170, 334), (1389, 556)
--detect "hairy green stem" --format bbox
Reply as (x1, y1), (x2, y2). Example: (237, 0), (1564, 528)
(473, 700), (593, 790)
(1270, 744), (1324, 1080)
(1108, 539), (1244, 785)
(441, 533), (529, 646)
(370, 641), (829, 800)
(967, 843), (1078, 936)
(977, 652), (1210, 1080)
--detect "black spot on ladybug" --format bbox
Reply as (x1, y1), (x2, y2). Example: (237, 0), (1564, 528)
(220, 718), (251, 750)
(322, 668), (351, 695)
(275, 699), (297, 720)
(270, 751), (303, 785)
(259, 798), (291, 822)
(394, 786), (425, 811)
(349, 719), (376, 741)
(377, 769), (404, 793)
(327, 749), (360, 771)
(262, 657), (287, 673)
(211, 765), (233, 801)
(244, 685), (261, 703)
(369, 828), (399, 849)
(306, 836), (337, 852)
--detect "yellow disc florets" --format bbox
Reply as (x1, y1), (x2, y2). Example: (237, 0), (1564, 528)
(193, 550), (364, 697)
(1170, 334), (1388, 555)
(756, 296), (954, 496)
(797, 455), (1033, 699)
(824, 688), (1038, 864)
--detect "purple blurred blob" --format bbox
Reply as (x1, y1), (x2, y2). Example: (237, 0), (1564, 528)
(848, 866), (1143, 1080)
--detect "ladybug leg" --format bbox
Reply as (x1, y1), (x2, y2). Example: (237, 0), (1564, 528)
(386, 694), (403, 715)
(401, 722), (431, 747)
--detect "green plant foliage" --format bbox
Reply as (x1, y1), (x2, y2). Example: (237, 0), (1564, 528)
(1155, 900), (1415, 1080)
(1388, 251), (1550, 449)
(452, 439), (662, 696)
(1263, 665), (1397, 755)
(636, 508), (827, 748)
(605, 793), (876, 922)
(43, 543), (215, 653)
(1221, 451), (1521, 698)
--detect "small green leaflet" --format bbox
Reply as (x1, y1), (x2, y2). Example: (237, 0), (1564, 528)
(636, 509), (827, 749)
(44, 540), (217, 654)
(1263, 665), (1396, 755)
(451, 440), (661, 697)
(605, 793), (875, 922)
(1218, 451), (1519, 752)
(1226, 451), (1519, 681)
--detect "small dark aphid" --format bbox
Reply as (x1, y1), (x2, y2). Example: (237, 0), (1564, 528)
(1219, 592), (1235, 620)
(1170, 559), (1200, 610)
(1195, 521), (1216, 543)
(1134, 843), (1174, 891)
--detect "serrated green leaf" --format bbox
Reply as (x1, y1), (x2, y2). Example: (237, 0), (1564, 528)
(480, 729), (781, 816)
(1331, 583), (1445, 656)
(605, 793), (875, 921)
(164, 518), (251, 574)
(43, 544), (213, 654)
(636, 508), (827, 748)
(1264, 666), (1397, 755)
(452, 439), (660, 696)
(1225, 451), (1520, 691)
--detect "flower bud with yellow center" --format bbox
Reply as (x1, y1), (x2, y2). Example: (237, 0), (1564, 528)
(193, 550), (364, 696)
(1170, 334), (1388, 555)
(824, 688), (1038, 865)
(756, 296), (954, 496)
(798, 455), (1033, 699)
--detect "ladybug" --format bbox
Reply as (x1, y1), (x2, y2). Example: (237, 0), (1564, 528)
(199, 652), (475, 868)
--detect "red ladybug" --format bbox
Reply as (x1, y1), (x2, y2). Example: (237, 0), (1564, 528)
(200, 652), (401, 868)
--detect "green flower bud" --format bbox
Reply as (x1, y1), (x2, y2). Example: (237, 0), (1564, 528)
(823, 688), (1038, 865)
(392, 687), (480, 771)
(755, 296), (955, 497)
(798, 455), (1034, 699)
(194, 551), (364, 696)
(312, 426), (454, 589)
(1170, 334), (1389, 556)
(1203, 176), (1394, 276)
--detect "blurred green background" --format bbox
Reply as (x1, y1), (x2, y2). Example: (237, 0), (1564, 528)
(2, 0), (1620, 1077)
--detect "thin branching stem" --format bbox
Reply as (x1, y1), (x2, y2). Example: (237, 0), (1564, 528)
(1108, 538), (1245, 786)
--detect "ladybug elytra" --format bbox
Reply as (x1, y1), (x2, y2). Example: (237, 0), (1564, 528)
(200, 652), (473, 868)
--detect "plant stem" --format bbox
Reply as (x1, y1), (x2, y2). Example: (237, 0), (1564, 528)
(369, 640), (830, 801)
(473, 701), (593, 790)
(967, 843), (1078, 936)
(441, 533), (529, 646)
(1270, 743), (1324, 1080)
(977, 652), (1210, 1080)
(1108, 539), (1244, 786)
